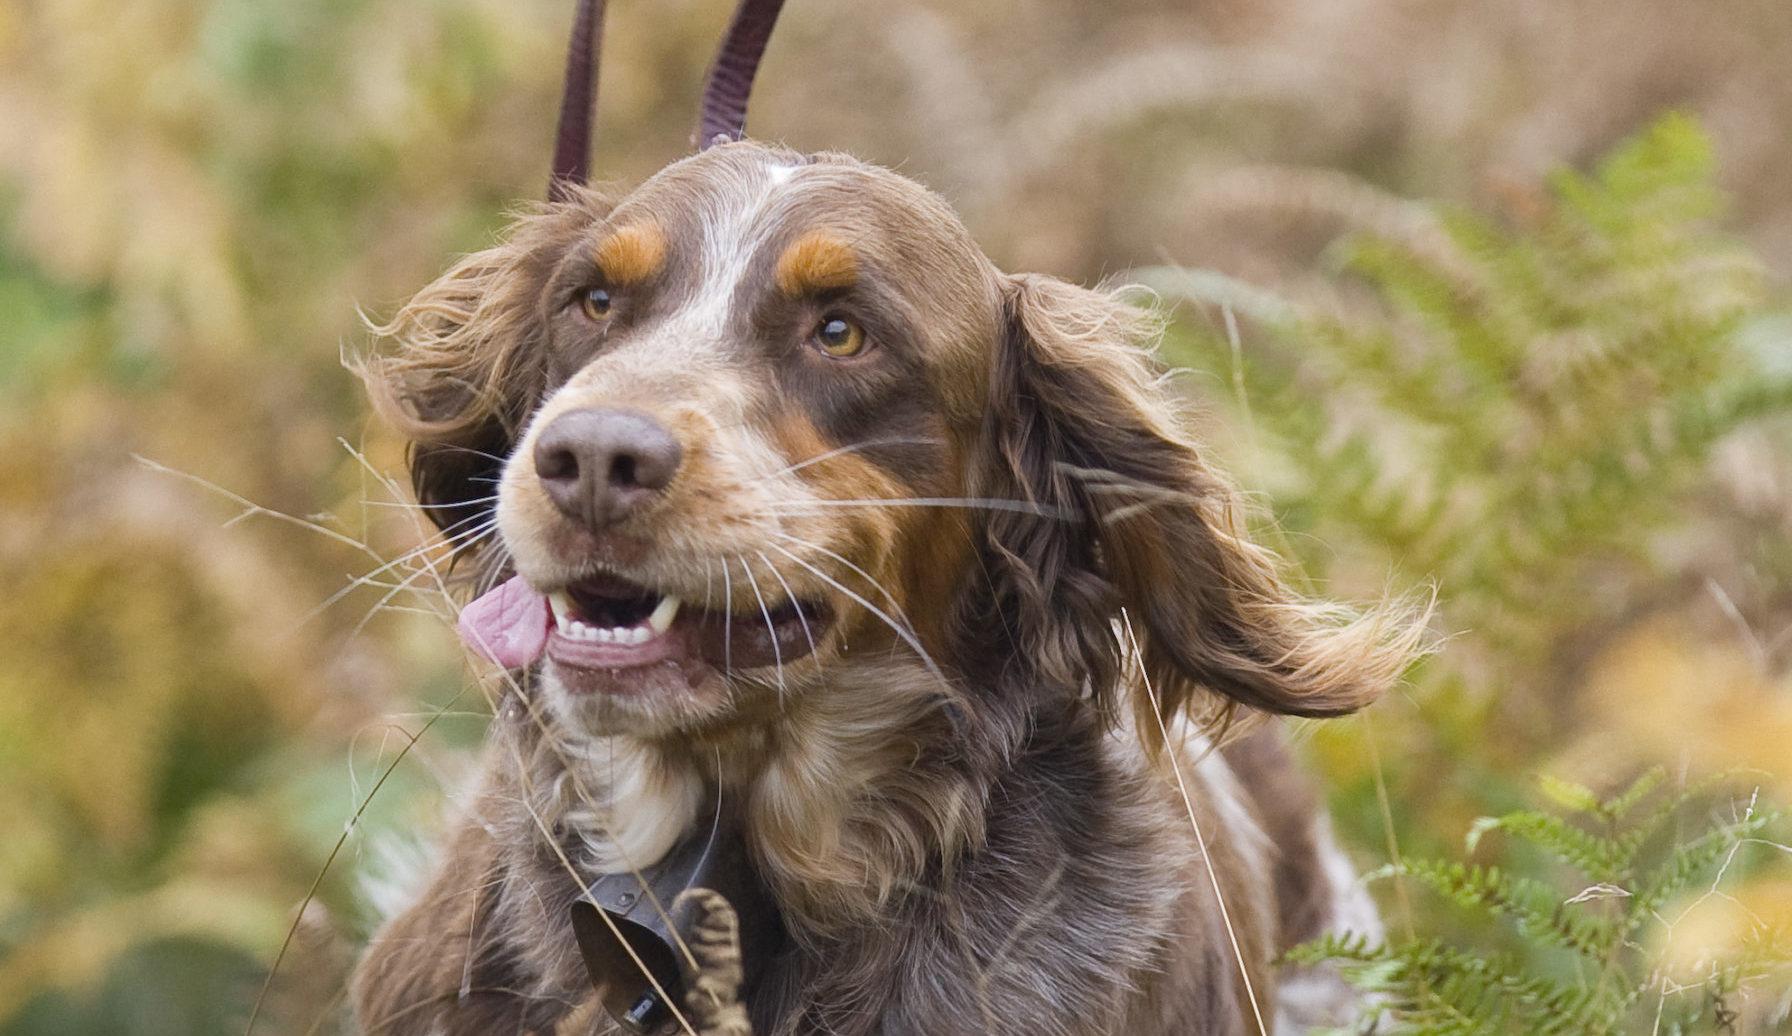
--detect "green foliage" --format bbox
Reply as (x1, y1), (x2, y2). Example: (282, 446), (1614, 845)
(0, 196), (113, 399)
(1154, 113), (1792, 1032)
(1152, 114), (1792, 667)
(1288, 770), (1786, 1034)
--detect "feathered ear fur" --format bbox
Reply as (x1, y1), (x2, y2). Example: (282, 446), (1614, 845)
(973, 273), (1427, 745)
(358, 189), (611, 545)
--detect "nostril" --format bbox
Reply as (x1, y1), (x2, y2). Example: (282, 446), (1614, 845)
(609, 453), (639, 489)
(625, 429), (682, 493)
(537, 445), (580, 483)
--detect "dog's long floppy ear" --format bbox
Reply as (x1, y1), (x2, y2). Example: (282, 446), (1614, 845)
(359, 193), (608, 546)
(976, 273), (1425, 741)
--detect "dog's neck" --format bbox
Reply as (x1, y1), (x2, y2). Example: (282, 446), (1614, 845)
(510, 655), (1000, 939)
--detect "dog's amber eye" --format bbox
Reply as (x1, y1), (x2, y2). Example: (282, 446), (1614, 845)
(813, 316), (865, 358)
(579, 287), (612, 321)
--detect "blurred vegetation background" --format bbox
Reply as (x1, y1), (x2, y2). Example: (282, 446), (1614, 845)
(2, 0), (1790, 1032)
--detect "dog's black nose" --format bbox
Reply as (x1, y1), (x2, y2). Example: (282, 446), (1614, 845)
(533, 407), (682, 528)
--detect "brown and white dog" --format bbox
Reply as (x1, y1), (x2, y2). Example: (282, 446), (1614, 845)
(342, 8), (1419, 1025)
(348, 137), (1422, 1035)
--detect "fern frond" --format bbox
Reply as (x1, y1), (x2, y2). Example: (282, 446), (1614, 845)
(1596, 768), (1667, 823)
(1292, 935), (1604, 1035)
(1160, 110), (1792, 1036)
(1397, 858), (1618, 959)
(1156, 113), (1791, 674)
(1467, 810), (1628, 887)
(1630, 803), (1773, 920)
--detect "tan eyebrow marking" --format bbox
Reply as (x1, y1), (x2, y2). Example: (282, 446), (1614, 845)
(593, 223), (668, 286)
(775, 231), (859, 297)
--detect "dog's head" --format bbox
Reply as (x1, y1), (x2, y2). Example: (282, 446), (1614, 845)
(366, 141), (1416, 745)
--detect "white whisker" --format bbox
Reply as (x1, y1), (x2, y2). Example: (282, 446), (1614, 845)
(739, 554), (786, 696)
(757, 550), (820, 670)
(771, 530), (914, 628)
(721, 558), (735, 678)
(424, 443), (510, 464)
(753, 437), (945, 481)
(767, 542), (950, 688)
(771, 496), (1073, 518)
(360, 496), (500, 511)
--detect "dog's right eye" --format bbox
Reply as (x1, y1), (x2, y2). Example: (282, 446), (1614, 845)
(579, 287), (613, 321)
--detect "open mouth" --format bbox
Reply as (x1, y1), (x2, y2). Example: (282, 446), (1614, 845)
(549, 577), (685, 650)
(456, 568), (830, 692)
(547, 572), (829, 681)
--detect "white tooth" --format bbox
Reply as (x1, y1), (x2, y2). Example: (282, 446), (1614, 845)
(548, 592), (572, 628)
(627, 627), (650, 645)
(564, 620), (589, 640)
(594, 627), (616, 643)
(648, 595), (682, 634)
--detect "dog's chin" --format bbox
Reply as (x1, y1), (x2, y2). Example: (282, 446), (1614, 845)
(530, 616), (824, 738)
(539, 657), (733, 737)
(540, 657), (816, 738)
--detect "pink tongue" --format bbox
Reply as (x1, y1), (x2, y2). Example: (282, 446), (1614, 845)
(457, 575), (550, 668)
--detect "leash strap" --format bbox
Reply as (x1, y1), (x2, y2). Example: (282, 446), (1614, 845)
(548, 0), (789, 193)
(549, 0), (605, 201)
(695, 0), (788, 149)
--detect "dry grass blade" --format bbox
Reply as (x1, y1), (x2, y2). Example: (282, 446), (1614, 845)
(1120, 611), (1269, 1036)
(243, 700), (462, 1036)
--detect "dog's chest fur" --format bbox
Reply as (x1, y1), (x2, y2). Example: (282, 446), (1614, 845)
(456, 698), (1268, 1036)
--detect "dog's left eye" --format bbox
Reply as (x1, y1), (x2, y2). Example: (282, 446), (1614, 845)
(812, 315), (866, 358)
(579, 287), (612, 321)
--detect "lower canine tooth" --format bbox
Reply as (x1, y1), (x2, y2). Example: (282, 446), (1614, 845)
(648, 595), (682, 634)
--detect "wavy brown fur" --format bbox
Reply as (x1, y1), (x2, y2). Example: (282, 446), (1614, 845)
(350, 142), (1426, 1035)
(359, 188), (613, 544)
(973, 273), (1427, 752)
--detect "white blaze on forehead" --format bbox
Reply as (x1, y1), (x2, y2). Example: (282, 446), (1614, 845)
(683, 156), (811, 339)
(516, 157), (813, 445)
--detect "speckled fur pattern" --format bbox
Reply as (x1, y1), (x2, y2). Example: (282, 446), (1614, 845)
(351, 142), (1424, 1035)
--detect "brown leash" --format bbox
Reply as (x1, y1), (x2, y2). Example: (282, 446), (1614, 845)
(695, 0), (789, 150)
(549, 0), (605, 201)
(547, 0), (789, 202)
